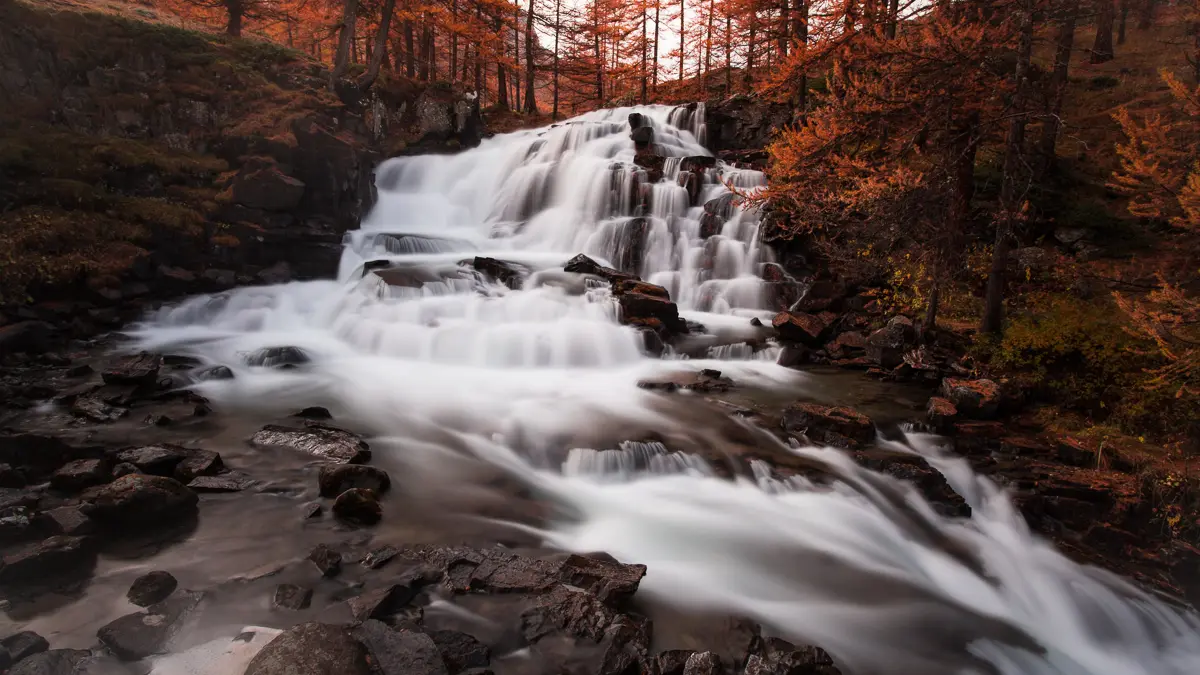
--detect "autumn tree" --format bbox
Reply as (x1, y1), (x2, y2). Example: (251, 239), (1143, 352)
(1091, 0), (1115, 63)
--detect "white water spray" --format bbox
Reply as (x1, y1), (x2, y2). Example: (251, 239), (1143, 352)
(127, 105), (1200, 675)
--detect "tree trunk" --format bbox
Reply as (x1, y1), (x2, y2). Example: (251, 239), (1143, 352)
(982, 1), (1034, 335)
(451, 0), (459, 82)
(427, 24), (436, 81)
(595, 13), (604, 104)
(496, 13), (509, 109)
(1039, 2), (1077, 172)
(553, 0), (561, 119)
(1118, 0), (1128, 44)
(778, 0), (789, 57)
(1136, 0), (1154, 30)
(641, 5), (649, 103)
(1091, 0), (1115, 64)
(225, 0), (244, 37)
(526, 0), (538, 113)
(404, 20), (415, 78)
(331, 0), (359, 88)
(797, 1), (808, 117)
(885, 0), (899, 39)
(358, 0), (397, 91)
(653, 1), (661, 92)
(746, 16), (756, 86)
(679, 0), (685, 82)
(725, 12), (732, 94)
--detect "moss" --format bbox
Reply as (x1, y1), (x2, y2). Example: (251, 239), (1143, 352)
(116, 197), (207, 237)
(91, 137), (227, 176)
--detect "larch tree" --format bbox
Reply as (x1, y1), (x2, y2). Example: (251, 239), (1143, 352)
(1091, 0), (1115, 63)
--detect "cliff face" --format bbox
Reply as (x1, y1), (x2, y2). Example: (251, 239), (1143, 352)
(0, 2), (482, 329)
(704, 94), (794, 165)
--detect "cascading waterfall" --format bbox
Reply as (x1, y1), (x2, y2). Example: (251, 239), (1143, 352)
(127, 105), (1200, 675)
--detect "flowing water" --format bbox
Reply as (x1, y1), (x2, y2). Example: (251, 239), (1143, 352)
(123, 105), (1200, 674)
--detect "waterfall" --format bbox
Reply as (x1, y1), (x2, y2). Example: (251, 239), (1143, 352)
(126, 105), (1200, 675)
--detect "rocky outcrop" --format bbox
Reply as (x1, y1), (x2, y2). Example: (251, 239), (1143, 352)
(705, 94), (794, 164)
(782, 403), (875, 449)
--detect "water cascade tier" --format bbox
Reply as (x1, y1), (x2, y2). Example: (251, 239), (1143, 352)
(128, 105), (1200, 675)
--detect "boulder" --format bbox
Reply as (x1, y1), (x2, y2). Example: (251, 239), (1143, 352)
(940, 378), (1001, 419)
(101, 353), (161, 387)
(683, 652), (725, 675)
(97, 590), (204, 661)
(633, 151), (666, 183)
(308, 544), (342, 577)
(467, 257), (528, 290)
(618, 293), (688, 334)
(273, 583), (313, 611)
(699, 212), (723, 239)
(174, 450), (224, 483)
(196, 365), (234, 381)
(355, 622), (447, 675)
(83, 474), (198, 528)
(333, 488), (382, 526)
(744, 638), (840, 675)
(926, 397), (959, 431)
(127, 571), (178, 607)
(7, 649), (93, 675)
(231, 165), (306, 212)
(113, 445), (190, 477)
(681, 156), (718, 172)
(50, 459), (111, 492)
(563, 253), (633, 284)
(429, 630), (490, 674)
(41, 506), (93, 536)
(346, 584), (419, 622)
(70, 396), (127, 423)
(630, 126), (654, 147)
(362, 545), (399, 569)
(612, 278), (670, 299)
(2, 632), (49, 663)
(677, 170), (701, 205)
(243, 346), (310, 368)
(244, 622), (372, 675)
(0, 536), (95, 587)
(188, 472), (257, 492)
(557, 553), (646, 605)
(251, 424), (371, 464)
(0, 321), (55, 356)
(628, 112), (646, 130)
(782, 403), (875, 448)
(772, 312), (831, 347)
(655, 650), (695, 675)
(865, 316), (915, 369)
(318, 465), (391, 498)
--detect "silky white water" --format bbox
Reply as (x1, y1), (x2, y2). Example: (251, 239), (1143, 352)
(127, 105), (1200, 675)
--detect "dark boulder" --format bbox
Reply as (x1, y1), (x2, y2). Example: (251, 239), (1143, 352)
(429, 630), (490, 674)
(628, 113), (646, 130)
(70, 396), (127, 423)
(677, 171), (701, 205)
(273, 583), (313, 611)
(244, 622), (372, 675)
(174, 450), (224, 483)
(0, 536), (95, 587)
(744, 638), (840, 675)
(127, 571), (178, 607)
(612, 278), (670, 299)
(0, 321), (56, 356)
(112, 445), (189, 477)
(244, 346), (310, 368)
(618, 293), (688, 334)
(557, 553), (646, 605)
(467, 257), (529, 290)
(97, 590), (204, 661)
(188, 472), (257, 492)
(251, 424), (371, 464)
(101, 353), (161, 387)
(630, 126), (654, 148)
(195, 365), (234, 381)
(41, 506), (93, 536)
(361, 545), (400, 569)
(772, 312), (831, 347)
(318, 465), (391, 498)
(50, 459), (111, 492)
(633, 151), (666, 183)
(782, 403), (875, 448)
(354, 622), (447, 675)
(333, 488), (382, 526)
(940, 378), (1001, 419)
(865, 316), (915, 369)
(563, 253), (633, 284)
(655, 650), (695, 675)
(2, 632), (49, 664)
(82, 474), (198, 528)
(681, 156), (718, 172)
(346, 584), (420, 622)
(308, 544), (342, 577)
(683, 652), (725, 675)
(7, 649), (93, 675)
(926, 397), (959, 432)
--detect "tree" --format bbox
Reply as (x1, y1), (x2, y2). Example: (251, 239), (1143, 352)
(1039, 0), (1079, 172)
(358, 0), (398, 91)
(1091, 0), (1115, 64)
(982, 0), (1036, 335)
(525, 0), (538, 112)
(330, 0), (359, 87)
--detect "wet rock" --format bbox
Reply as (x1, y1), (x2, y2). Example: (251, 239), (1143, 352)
(0, 464), (25, 488)
(333, 488), (382, 526)
(345, 584), (418, 622)
(618, 292), (688, 334)
(195, 365), (234, 381)
(865, 317), (915, 369)
(468, 257), (529, 290)
(71, 395), (127, 423)
(127, 571), (178, 607)
(143, 413), (173, 427)
(633, 151), (666, 182)
(7, 649), (93, 675)
(630, 126), (654, 147)
(187, 472), (257, 492)
(827, 331), (867, 355)
(683, 652), (725, 675)
(429, 630), (490, 674)
(563, 253), (632, 283)
(0, 321), (56, 356)
(273, 584), (313, 611)
(2, 632), (49, 663)
(244, 622), (372, 675)
(558, 553), (646, 604)
(308, 544), (342, 577)
(940, 378), (1001, 419)
(782, 403), (875, 449)
(97, 590), (203, 661)
(295, 406), (333, 420)
(174, 450), (224, 483)
(772, 312), (831, 347)
(258, 262), (294, 285)
(101, 353), (161, 387)
(654, 650), (695, 675)
(355, 622), (447, 675)
(0, 505), (36, 545)
(113, 445), (189, 477)
(681, 155), (718, 173)
(112, 463), (140, 479)
(231, 165), (306, 212)
(301, 502), (324, 519)
(251, 424), (371, 464)
(612, 278), (670, 299)
(677, 170), (701, 205)
(0, 536), (95, 587)
(51, 459), (111, 492)
(699, 212), (724, 239)
(41, 506), (93, 536)
(243, 346), (310, 368)
(744, 638), (839, 675)
(318, 464), (391, 498)
(628, 112), (646, 130)
(0, 488), (37, 512)
(777, 344), (809, 368)
(362, 545), (400, 570)
(83, 474), (198, 528)
(521, 584), (622, 643)
(926, 397), (959, 431)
